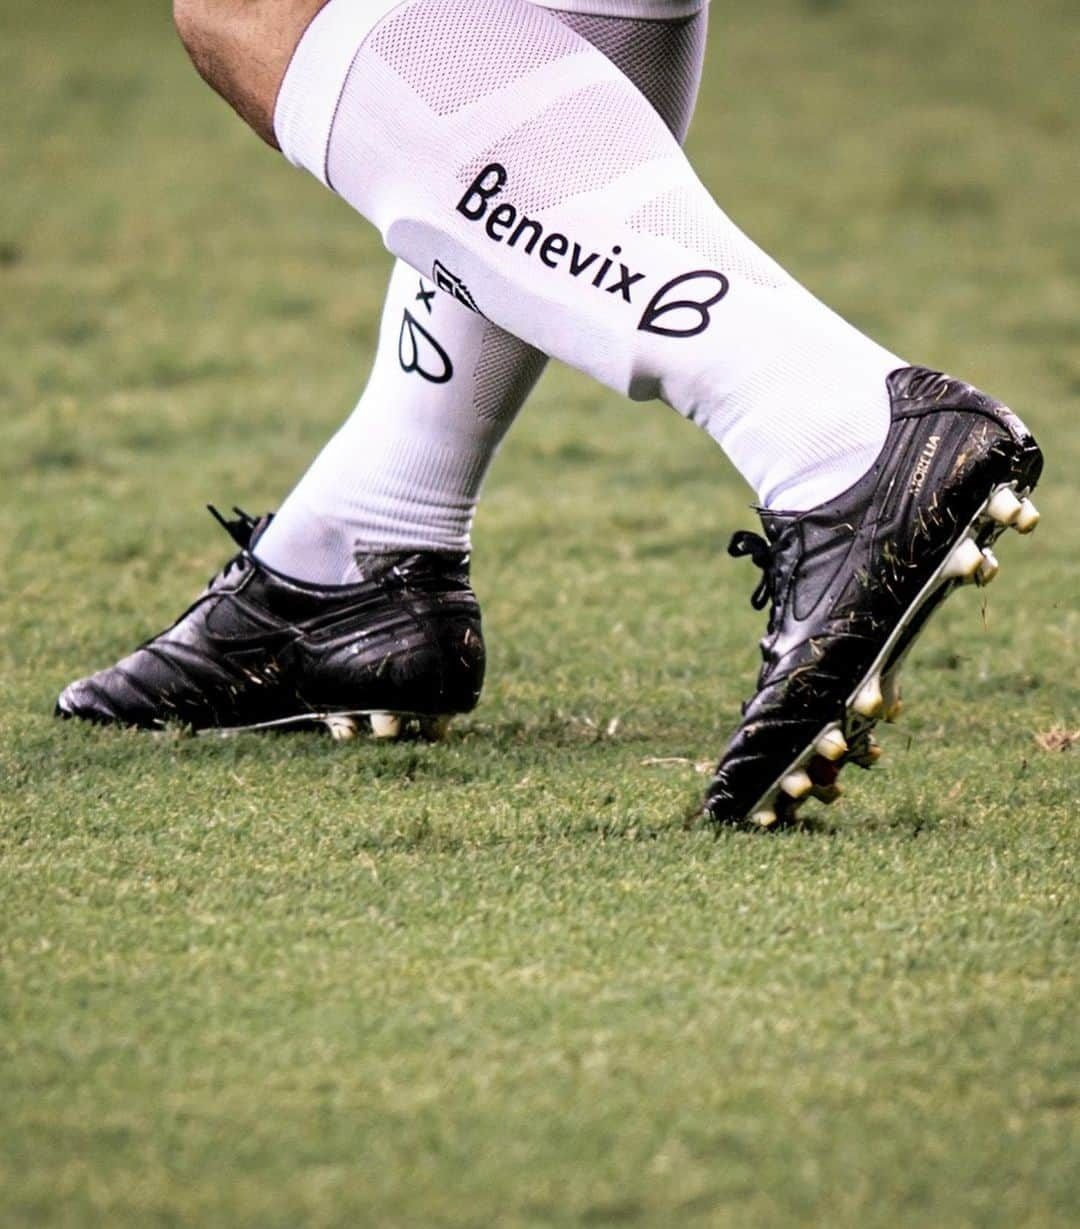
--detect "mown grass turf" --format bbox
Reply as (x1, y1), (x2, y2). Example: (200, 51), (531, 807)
(2, 1), (1078, 1225)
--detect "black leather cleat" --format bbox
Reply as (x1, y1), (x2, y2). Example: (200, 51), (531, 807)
(705, 366), (1042, 829)
(56, 507), (485, 739)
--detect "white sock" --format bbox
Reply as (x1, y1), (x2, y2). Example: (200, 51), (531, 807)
(273, 0), (901, 534)
(255, 2), (708, 582)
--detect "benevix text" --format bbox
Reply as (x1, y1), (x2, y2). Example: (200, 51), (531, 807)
(456, 162), (729, 339)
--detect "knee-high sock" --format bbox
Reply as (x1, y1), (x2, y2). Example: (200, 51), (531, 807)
(255, 3), (707, 582)
(273, 0), (900, 549)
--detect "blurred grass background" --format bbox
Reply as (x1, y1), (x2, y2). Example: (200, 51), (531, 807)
(1, 1), (1077, 1225)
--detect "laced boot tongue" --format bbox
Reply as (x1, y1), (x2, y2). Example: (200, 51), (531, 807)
(728, 530), (774, 611)
(728, 509), (799, 623)
(757, 509), (793, 545)
(204, 506), (274, 586)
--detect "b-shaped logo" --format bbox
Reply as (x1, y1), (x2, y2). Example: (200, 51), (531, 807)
(399, 309), (454, 384)
(637, 271), (729, 339)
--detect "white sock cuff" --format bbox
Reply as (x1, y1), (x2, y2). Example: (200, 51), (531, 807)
(532, 0), (707, 16)
(273, 0), (407, 185)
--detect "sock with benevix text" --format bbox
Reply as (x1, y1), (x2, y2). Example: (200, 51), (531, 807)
(254, 3), (708, 582)
(273, 0), (901, 534)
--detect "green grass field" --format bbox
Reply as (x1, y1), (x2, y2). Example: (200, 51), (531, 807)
(2, 1), (1078, 1224)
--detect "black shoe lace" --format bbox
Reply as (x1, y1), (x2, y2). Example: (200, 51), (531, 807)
(728, 530), (778, 613)
(207, 505), (264, 581)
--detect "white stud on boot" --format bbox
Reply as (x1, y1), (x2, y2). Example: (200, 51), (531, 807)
(986, 487), (1023, 526)
(977, 548), (1000, 586)
(781, 769), (813, 800)
(751, 809), (778, 828)
(853, 676), (884, 718)
(942, 537), (984, 581)
(370, 712), (403, 739)
(814, 728), (848, 761)
(1014, 498), (1040, 534)
(325, 715), (359, 741)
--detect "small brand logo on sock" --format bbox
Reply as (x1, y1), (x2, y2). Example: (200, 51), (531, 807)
(399, 309), (454, 384)
(432, 261), (482, 314)
(455, 163), (727, 337)
(909, 434), (941, 494)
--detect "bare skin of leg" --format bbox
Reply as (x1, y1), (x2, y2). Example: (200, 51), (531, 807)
(172, 0), (329, 146)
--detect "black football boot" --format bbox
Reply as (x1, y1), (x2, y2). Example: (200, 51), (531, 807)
(55, 507), (485, 740)
(705, 366), (1042, 829)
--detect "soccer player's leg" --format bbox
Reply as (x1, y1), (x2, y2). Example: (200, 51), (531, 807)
(73, 0), (1043, 825)
(56, 1), (710, 740)
(252, 2), (709, 584)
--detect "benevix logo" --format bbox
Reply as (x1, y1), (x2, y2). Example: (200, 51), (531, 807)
(909, 434), (941, 494)
(456, 162), (728, 339)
